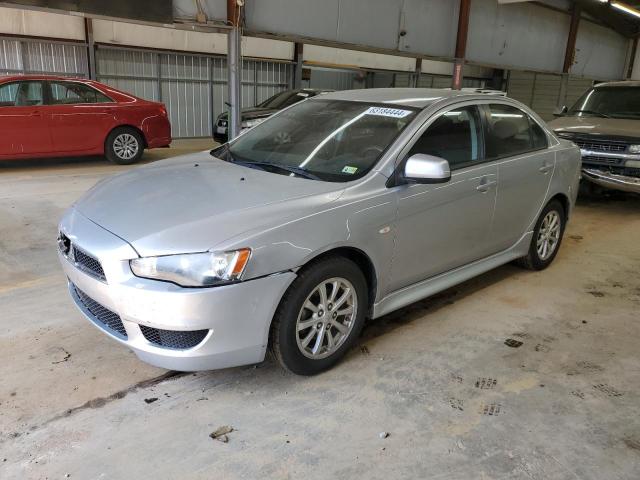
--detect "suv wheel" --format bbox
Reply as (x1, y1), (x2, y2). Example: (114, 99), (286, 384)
(517, 199), (565, 270)
(105, 127), (144, 165)
(270, 257), (368, 375)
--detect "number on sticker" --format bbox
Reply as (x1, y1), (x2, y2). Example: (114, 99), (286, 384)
(365, 107), (411, 118)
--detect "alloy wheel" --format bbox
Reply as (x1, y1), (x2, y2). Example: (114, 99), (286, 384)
(295, 277), (357, 360)
(113, 133), (139, 160)
(536, 210), (561, 261)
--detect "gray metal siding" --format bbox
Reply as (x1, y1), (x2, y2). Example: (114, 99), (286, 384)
(0, 37), (88, 77)
(467, 0), (568, 73)
(507, 70), (595, 121)
(96, 46), (292, 138)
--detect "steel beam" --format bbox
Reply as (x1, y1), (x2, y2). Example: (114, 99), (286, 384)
(413, 58), (422, 88)
(563, 5), (581, 74)
(452, 0), (471, 90)
(84, 17), (96, 79)
(227, 0), (242, 141)
(293, 42), (303, 89)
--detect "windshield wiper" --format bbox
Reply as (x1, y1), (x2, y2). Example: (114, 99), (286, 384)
(572, 109), (611, 118)
(236, 161), (321, 180)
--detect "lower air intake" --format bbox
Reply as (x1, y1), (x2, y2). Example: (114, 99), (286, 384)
(140, 325), (208, 349)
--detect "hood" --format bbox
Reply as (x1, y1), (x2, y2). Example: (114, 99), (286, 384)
(548, 116), (640, 140)
(74, 152), (344, 257)
(218, 107), (278, 122)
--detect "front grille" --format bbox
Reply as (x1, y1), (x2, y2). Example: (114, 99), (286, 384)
(574, 140), (627, 153)
(58, 232), (106, 282)
(71, 283), (127, 338)
(72, 246), (106, 281)
(582, 155), (625, 166)
(140, 325), (208, 350)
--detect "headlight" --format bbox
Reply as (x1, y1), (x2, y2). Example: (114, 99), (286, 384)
(130, 249), (251, 287)
(628, 145), (640, 154)
(241, 118), (266, 129)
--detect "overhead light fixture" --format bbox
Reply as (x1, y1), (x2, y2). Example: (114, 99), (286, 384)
(611, 2), (640, 18)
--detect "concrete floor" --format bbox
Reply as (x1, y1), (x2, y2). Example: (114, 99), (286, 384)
(1, 140), (639, 479)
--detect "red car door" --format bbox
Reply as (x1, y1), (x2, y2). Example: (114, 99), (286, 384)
(44, 80), (117, 153)
(0, 80), (51, 157)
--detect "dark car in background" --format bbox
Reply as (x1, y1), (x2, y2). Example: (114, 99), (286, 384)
(213, 88), (333, 143)
(549, 81), (640, 194)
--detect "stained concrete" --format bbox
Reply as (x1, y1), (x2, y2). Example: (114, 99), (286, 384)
(1, 142), (639, 479)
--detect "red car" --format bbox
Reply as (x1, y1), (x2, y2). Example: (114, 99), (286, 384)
(0, 75), (171, 164)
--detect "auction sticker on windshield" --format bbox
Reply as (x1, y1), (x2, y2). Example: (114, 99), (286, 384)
(342, 166), (358, 174)
(365, 106), (412, 118)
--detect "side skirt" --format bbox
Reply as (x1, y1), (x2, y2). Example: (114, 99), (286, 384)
(371, 232), (533, 319)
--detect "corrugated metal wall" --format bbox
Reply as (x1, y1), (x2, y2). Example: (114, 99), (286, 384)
(0, 38), (88, 77)
(506, 70), (594, 120)
(303, 67), (363, 90)
(96, 46), (292, 138)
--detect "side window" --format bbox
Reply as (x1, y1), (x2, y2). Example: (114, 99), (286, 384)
(408, 105), (481, 169)
(530, 118), (549, 150)
(0, 82), (43, 107)
(485, 104), (545, 158)
(0, 83), (18, 106)
(48, 82), (112, 105)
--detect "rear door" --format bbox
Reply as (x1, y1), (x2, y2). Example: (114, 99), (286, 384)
(0, 80), (51, 156)
(482, 103), (554, 251)
(44, 80), (116, 153)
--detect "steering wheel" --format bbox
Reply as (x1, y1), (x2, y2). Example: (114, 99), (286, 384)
(361, 145), (384, 159)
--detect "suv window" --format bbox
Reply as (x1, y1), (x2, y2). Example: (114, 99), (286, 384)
(408, 105), (482, 169)
(485, 104), (547, 158)
(0, 81), (43, 107)
(48, 81), (112, 105)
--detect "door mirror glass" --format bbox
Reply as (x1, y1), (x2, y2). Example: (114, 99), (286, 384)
(553, 105), (567, 117)
(403, 154), (451, 184)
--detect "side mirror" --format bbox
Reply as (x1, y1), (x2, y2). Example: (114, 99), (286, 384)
(402, 154), (451, 184)
(553, 105), (568, 117)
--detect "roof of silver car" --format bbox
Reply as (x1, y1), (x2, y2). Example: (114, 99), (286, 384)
(316, 88), (488, 108)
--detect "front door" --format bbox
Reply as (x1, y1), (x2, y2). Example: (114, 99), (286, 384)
(0, 80), (51, 157)
(388, 104), (498, 293)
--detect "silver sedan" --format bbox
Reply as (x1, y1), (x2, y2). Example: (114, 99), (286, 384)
(58, 88), (581, 375)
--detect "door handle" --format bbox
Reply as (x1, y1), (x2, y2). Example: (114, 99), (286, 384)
(476, 179), (497, 192)
(539, 163), (553, 174)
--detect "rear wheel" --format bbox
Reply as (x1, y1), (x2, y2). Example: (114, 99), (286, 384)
(105, 127), (144, 165)
(270, 256), (367, 375)
(516, 200), (565, 270)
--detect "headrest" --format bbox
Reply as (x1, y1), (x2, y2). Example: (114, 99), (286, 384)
(492, 119), (519, 140)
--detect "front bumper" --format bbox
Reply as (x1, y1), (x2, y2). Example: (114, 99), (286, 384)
(58, 209), (296, 371)
(582, 168), (640, 194)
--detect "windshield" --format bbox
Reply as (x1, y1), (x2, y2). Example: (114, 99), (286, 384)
(215, 99), (418, 182)
(258, 90), (313, 109)
(568, 87), (640, 120)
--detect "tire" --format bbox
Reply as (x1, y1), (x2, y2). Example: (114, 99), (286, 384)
(516, 199), (565, 271)
(270, 256), (368, 375)
(105, 127), (145, 165)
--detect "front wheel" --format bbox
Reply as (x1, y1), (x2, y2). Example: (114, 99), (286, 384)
(516, 200), (565, 270)
(105, 127), (144, 165)
(270, 257), (368, 375)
